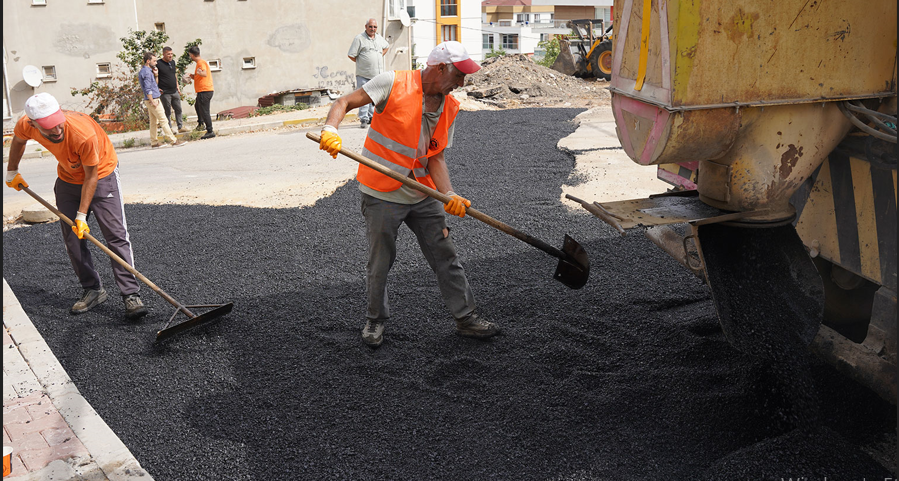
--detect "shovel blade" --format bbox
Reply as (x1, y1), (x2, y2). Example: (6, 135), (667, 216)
(698, 224), (823, 360)
(155, 303), (234, 342)
(553, 234), (590, 289)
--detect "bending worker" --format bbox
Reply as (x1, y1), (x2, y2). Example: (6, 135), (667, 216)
(319, 41), (499, 348)
(5, 93), (148, 320)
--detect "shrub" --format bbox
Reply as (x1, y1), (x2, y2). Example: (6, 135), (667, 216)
(535, 37), (561, 68)
(250, 103), (310, 117)
(485, 47), (507, 59)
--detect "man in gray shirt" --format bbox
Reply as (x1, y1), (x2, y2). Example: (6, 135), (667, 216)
(347, 18), (389, 128)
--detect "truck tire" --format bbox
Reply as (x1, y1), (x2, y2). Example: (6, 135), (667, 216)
(590, 40), (613, 81)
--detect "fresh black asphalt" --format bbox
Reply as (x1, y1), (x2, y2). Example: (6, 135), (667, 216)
(3, 109), (894, 479)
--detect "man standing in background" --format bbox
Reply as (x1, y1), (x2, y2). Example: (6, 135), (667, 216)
(347, 18), (389, 128)
(156, 46), (189, 133)
(188, 46), (215, 139)
(138, 51), (186, 148)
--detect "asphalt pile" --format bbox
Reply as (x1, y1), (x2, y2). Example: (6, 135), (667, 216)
(462, 54), (609, 108)
(3, 109), (894, 480)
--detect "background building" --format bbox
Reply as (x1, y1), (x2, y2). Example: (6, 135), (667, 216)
(408, 0), (483, 70)
(481, 0), (613, 58)
(3, 1), (412, 130)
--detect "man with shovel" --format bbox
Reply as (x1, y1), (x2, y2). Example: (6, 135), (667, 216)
(319, 41), (500, 348)
(5, 93), (148, 320)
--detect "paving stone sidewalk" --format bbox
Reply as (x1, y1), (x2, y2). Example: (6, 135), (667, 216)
(3, 279), (152, 480)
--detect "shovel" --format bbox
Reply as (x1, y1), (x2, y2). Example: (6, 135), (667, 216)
(307, 132), (590, 289)
(19, 186), (233, 342)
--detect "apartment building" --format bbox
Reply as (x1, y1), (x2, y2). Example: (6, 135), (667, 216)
(481, 0), (613, 58)
(3, 1), (412, 129)
(407, 0), (483, 70)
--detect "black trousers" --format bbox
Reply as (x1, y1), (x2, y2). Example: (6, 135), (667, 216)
(195, 90), (214, 133)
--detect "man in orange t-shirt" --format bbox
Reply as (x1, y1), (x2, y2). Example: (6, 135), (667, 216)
(188, 45), (215, 139)
(5, 93), (148, 320)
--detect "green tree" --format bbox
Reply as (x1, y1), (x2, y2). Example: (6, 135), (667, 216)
(535, 37), (561, 68)
(71, 30), (202, 131)
(485, 47), (507, 59)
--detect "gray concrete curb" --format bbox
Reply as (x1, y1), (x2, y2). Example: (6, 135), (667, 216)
(3, 279), (153, 480)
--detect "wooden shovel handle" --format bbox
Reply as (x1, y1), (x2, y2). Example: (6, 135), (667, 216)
(307, 131), (568, 260)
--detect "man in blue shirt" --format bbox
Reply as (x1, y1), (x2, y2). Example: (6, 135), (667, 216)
(138, 51), (187, 148)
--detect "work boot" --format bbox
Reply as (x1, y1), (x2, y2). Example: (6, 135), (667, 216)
(172, 139), (188, 147)
(71, 288), (108, 314)
(123, 294), (148, 320)
(455, 312), (500, 339)
(201, 131), (216, 140)
(178, 126), (190, 133)
(362, 319), (384, 347)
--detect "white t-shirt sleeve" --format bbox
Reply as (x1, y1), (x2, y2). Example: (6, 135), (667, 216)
(347, 35), (361, 58)
(361, 71), (396, 112)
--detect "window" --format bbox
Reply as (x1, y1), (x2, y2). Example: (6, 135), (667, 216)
(440, 0), (457, 17)
(483, 34), (494, 50)
(208, 59), (222, 71)
(533, 14), (541, 23)
(499, 20), (512, 26)
(516, 13), (529, 24)
(42, 66), (57, 82)
(242, 57), (256, 69)
(388, 0), (406, 19)
(501, 34), (518, 50)
(154, 23), (165, 32)
(96, 63), (111, 78)
(441, 25), (457, 42)
(31, 0), (47, 5)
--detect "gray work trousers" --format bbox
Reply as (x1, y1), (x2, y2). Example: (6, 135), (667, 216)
(54, 168), (140, 296)
(159, 92), (183, 129)
(361, 193), (476, 322)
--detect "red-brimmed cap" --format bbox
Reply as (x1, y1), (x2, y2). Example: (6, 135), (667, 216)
(24, 93), (66, 129)
(427, 41), (481, 74)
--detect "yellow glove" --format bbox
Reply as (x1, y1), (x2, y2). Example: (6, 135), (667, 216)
(444, 192), (471, 218)
(320, 126), (342, 159)
(5, 171), (28, 191)
(72, 212), (90, 239)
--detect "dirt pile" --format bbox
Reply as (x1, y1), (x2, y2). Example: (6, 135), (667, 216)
(463, 54), (610, 108)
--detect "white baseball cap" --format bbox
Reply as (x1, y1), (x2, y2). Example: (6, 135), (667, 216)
(427, 41), (481, 74)
(24, 93), (65, 129)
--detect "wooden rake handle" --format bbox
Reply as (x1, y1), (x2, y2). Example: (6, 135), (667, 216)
(307, 131), (568, 261)
(20, 186), (195, 318)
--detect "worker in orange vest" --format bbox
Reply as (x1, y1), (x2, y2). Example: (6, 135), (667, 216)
(319, 41), (499, 348)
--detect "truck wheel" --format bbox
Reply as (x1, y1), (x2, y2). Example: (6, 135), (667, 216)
(590, 41), (613, 81)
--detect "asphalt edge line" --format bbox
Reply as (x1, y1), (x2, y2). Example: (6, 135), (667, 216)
(3, 278), (154, 480)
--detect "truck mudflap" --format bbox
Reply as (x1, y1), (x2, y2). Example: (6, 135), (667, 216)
(697, 222), (823, 359)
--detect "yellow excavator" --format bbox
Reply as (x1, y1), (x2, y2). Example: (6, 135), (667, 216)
(568, 0), (897, 402)
(551, 19), (614, 80)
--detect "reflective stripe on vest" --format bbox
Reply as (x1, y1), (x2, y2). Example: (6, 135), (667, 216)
(357, 70), (460, 193)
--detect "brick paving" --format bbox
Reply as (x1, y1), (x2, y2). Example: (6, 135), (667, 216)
(3, 280), (152, 480)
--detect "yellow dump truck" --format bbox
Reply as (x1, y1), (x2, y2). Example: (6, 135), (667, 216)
(570, 0), (897, 402)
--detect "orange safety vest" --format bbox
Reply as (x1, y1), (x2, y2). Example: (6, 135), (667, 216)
(357, 70), (460, 192)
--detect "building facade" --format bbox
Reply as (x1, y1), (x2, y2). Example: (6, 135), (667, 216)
(408, 0), (483, 70)
(3, 1), (412, 129)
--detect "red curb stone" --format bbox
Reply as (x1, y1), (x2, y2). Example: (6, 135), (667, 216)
(41, 427), (73, 447)
(5, 454), (27, 478)
(11, 431), (48, 453)
(18, 437), (89, 472)
(2, 392), (43, 413)
(4, 411), (68, 442)
(2, 405), (32, 425)
(25, 398), (54, 421)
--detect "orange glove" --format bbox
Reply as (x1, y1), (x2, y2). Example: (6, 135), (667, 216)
(5, 171), (28, 191)
(320, 126), (342, 159)
(72, 212), (90, 239)
(444, 192), (471, 218)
